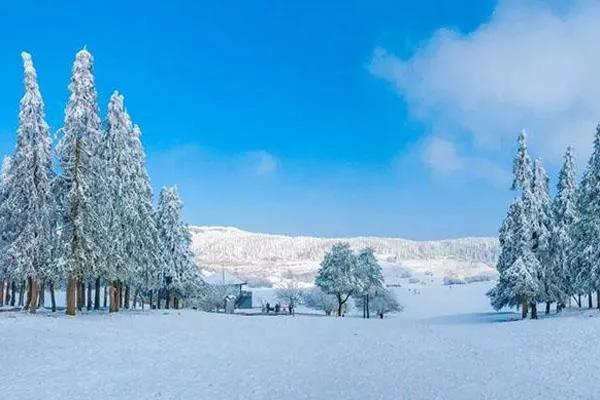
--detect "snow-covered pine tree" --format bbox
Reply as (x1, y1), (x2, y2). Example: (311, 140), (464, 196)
(56, 48), (105, 315)
(530, 160), (556, 314)
(155, 186), (201, 309)
(489, 198), (542, 318)
(315, 242), (360, 317)
(102, 91), (134, 312)
(0, 53), (55, 313)
(512, 130), (533, 192)
(355, 247), (384, 318)
(127, 124), (159, 308)
(571, 125), (600, 309)
(551, 147), (578, 310)
(0, 156), (14, 307)
(488, 131), (543, 319)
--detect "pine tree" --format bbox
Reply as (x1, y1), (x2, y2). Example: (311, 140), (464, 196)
(512, 130), (533, 192)
(571, 125), (600, 309)
(551, 147), (577, 310)
(315, 242), (360, 317)
(127, 124), (159, 306)
(489, 198), (541, 317)
(489, 131), (543, 319)
(0, 156), (13, 307)
(0, 53), (55, 313)
(156, 187), (201, 309)
(530, 160), (555, 313)
(56, 48), (104, 316)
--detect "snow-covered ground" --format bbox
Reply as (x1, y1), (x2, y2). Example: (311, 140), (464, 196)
(3, 273), (600, 400)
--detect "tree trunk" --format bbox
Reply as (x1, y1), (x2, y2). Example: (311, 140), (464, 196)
(157, 296), (161, 310)
(5, 281), (11, 305)
(597, 290), (600, 309)
(94, 277), (101, 310)
(76, 281), (83, 311)
(103, 285), (108, 309)
(87, 282), (92, 310)
(530, 303), (538, 319)
(66, 278), (77, 316)
(49, 282), (56, 312)
(133, 290), (139, 309)
(0, 281), (4, 307)
(124, 285), (130, 309)
(521, 302), (528, 319)
(149, 290), (153, 310)
(336, 294), (342, 317)
(38, 280), (45, 309)
(578, 294), (582, 308)
(362, 295), (366, 319)
(379, 313), (384, 319)
(174, 297), (179, 309)
(25, 278), (33, 311)
(28, 279), (38, 314)
(589, 292), (593, 309)
(118, 282), (123, 309)
(10, 281), (16, 306)
(109, 282), (120, 313)
(165, 287), (170, 310)
(18, 281), (25, 307)
(366, 293), (370, 319)
(545, 302), (550, 314)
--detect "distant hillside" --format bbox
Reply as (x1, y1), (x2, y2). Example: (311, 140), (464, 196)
(189, 226), (500, 286)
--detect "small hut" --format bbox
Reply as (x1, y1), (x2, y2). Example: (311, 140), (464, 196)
(205, 270), (253, 309)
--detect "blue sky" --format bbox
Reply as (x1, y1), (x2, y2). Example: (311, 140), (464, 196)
(0, 1), (594, 239)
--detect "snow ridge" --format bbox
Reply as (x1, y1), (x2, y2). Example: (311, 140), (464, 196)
(189, 226), (499, 283)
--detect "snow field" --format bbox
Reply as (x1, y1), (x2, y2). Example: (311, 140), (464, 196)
(3, 280), (600, 400)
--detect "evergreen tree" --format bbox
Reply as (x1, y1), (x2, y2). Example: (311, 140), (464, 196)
(102, 91), (134, 311)
(530, 160), (556, 313)
(127, 124), (159, 306)
(0, 53), (55, 313)
(156, 186), (201, 309)
(315, 242), (360, 317)
(0, 156), (14, 306)
(551, 147), (578, 310)
(489, 131), (543, 318)
(489, 198), (541, 317)
(512, 130), (533, 192)
(56, 48), (104, 315)
(571, 125), (600, 308)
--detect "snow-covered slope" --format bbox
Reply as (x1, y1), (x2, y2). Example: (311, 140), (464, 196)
(189, 226), (500, 285)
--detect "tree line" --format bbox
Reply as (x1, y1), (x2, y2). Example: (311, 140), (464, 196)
(0, 50), (204, 315)
(489, 128), (600, 319)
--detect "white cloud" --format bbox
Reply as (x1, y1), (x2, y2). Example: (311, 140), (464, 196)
(247, 150), (280, 176)
(372, 0), (600, 172)
(423, 137), (462, 172)
(422, 137), (510, 185)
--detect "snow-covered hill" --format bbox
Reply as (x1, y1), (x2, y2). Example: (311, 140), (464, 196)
(189, 226), (500, 286)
